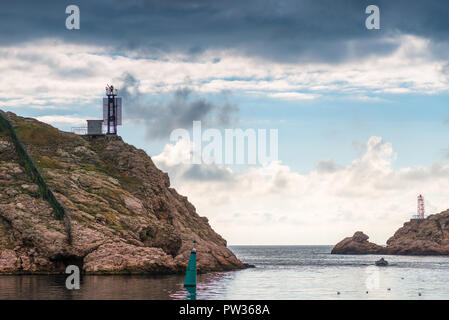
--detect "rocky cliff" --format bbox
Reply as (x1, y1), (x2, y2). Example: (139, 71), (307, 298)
(332, 209), (449, 255)
(0, 111), (245, 274)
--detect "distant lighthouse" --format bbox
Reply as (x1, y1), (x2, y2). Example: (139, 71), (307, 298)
(417, 194), (425, 219)
(412, 194), (425, 220)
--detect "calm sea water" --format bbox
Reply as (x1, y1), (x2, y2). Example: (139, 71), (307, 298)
(1, 245), (449, 300)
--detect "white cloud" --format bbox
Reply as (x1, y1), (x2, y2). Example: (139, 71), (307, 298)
(0, 35), (449, 110)
(154, 136), (449, 245)
(153, 139), (234, 181)
(267, 92), (319, 100)
(36, 115), (90, 126)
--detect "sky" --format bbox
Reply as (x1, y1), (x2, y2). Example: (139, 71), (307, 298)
(2, 0), (449, 244)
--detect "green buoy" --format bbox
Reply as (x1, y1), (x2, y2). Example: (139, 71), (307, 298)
(184, 240), (197, 288)
(185, 286), (196, 300)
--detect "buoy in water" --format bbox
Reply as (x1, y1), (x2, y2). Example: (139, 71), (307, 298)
(184, 240), (197, 288)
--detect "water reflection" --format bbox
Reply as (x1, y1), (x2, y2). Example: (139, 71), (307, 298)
(0, 272), (232, 300)
(2, 246), (449, 299)
(0, 274), (186, 300)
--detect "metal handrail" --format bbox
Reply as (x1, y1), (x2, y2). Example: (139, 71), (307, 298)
(71, 126), (109, 135)
(71, 127), (87, 135)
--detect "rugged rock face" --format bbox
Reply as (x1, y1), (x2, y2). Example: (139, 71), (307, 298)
(332, 209), (449, 255)
(331, 231), (384, 254)
(0, 112), (245, 273)
(384, 210), (449, 255)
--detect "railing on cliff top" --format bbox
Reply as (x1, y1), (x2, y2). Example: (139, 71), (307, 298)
(71, 126), (108, 135)
(0, 110), (72, 243)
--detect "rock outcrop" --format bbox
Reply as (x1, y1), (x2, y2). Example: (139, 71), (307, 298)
(0, 111), (245, 273)
(331, 231), (384, 254)
(332, 209), (449, 255)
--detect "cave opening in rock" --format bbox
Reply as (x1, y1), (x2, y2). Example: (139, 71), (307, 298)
(51, 255), (85, 271)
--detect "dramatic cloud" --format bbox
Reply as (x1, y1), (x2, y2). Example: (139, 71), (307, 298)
(154, 136), (449, 245)
(121, 73), (239, 140)
(1, 35), (448, 112)
(2, 0), (449, 64)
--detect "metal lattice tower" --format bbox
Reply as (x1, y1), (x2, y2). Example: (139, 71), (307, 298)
(417, 194), (425, 219)
(105, 84), (118, 135)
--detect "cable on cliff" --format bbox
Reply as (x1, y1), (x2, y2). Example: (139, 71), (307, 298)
(0, 110), (72, 244)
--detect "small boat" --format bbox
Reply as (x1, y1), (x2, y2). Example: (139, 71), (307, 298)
(375, 257), (388, 266)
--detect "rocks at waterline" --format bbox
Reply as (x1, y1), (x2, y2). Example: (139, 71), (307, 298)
(332, 209), (449, 255)
(331, 231), (383, 254)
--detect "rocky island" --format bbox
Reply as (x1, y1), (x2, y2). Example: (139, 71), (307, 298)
(332, 209), (449, 255)
(0, 111), (245, 274)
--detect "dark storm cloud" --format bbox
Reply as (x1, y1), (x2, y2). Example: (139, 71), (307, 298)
(121, 73), (238, 139)
(1, 0), (449, 63)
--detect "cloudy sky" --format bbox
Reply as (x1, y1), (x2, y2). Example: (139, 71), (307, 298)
(2, 0), (449, 244)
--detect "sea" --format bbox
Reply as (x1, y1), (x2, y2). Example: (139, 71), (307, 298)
(1, 245), (449, 300)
